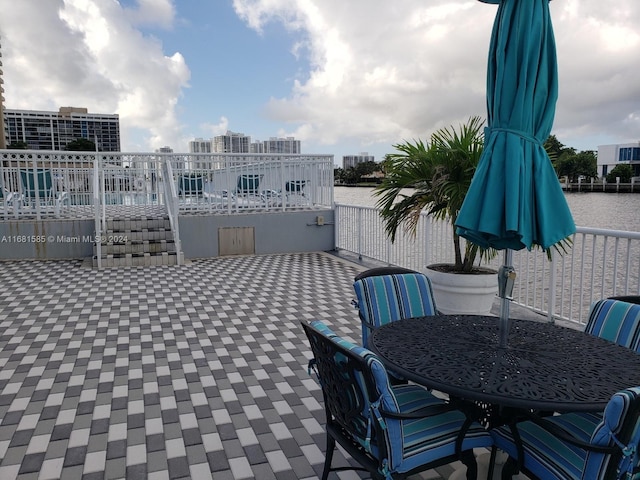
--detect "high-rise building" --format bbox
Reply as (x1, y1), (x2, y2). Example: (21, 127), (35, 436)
(4, 107), (120, 151)
(213, 131), (250, 153)
(263, 136), (300, 154)
(343, 152), (375, 170)
(0, 36), (6, 149)
(188, 138), (213, 153)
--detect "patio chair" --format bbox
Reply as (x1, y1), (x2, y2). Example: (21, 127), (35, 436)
(490, 386), (640, 480)
(19, 168), (69, 217)
(284, 179), (308, 205)
(302, 320), (492, 480)
(608, 295), (640, 305)
(235, 174), (263, 196)
(352, 267), (437, 347)
(178, 174), (205, 196)
(584, 298), (640, 352)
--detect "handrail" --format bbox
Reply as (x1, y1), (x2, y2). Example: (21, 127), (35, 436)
(162, 157), (182, 265)
(93, 153), (102, 269)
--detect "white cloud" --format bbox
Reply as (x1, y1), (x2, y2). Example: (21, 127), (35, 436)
(0, 0), (189, 151)
(234, 0), (640, 151)
(200, 117), (230, 138)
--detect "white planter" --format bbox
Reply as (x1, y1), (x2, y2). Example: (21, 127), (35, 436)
(425, 264), (498, 315)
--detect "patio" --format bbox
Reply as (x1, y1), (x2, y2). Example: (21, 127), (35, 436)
(0, 252), (486, 480)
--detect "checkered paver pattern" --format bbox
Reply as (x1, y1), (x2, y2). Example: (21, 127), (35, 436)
(0, 253), (459, 480)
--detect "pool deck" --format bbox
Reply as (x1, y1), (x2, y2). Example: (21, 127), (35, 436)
(0, 252), (536, 480)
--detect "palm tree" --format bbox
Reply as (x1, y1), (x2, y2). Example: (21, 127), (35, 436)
(374, 116), (486, 273)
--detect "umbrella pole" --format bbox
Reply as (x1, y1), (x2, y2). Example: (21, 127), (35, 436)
(498, 249), (516, 348)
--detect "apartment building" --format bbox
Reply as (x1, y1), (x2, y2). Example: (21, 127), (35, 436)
(4, 107), (120, 151)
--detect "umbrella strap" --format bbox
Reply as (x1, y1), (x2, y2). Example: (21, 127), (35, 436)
(489, 127), (541, 146)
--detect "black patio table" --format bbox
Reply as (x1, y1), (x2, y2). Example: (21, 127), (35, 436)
(368, 315), (640, 425)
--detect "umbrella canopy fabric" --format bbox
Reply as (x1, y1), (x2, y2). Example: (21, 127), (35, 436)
(456, 0), (575, 251)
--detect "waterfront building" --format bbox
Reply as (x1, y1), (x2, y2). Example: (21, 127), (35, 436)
(597, 142), (640, 178)
(4, 106), (120, 151)
(188, 138), (213, 153)
(0, 36), (5, 149)
(262, 136), (300, 154)
(343, 152), (375, 170)
(213, 130), (250, 153)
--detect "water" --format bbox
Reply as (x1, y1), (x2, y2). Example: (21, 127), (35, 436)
(334, 187), (640, 232)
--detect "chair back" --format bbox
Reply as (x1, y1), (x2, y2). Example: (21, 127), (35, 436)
(353, 271), (437, 345)
(585, 299), (640, 352)
(20, 169), (54, 199)
(178, 175), (204, 195)
(585, 386), (640, 479)
(285, 180), (306, 193)
(302, 321), (403, 468)
(236, 174), (262, 194)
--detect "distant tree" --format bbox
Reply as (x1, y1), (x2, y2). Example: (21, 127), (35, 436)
(606, 164), (634, 183)
(355, 161), (379, 179)
(7, 141), (28, 149)
(64, 138), (97, 151)
(556, 150), (597, 182)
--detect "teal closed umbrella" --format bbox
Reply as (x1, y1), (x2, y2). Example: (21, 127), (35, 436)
(456, 0), (575, 251)
(455, 0), (575, 346)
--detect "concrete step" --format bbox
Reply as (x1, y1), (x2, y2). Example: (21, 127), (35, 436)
(92, 251), (183, 268)
(93, 213), (183, 268)
(93, 239), (177, 256)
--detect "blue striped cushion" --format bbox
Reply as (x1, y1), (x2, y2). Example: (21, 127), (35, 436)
(585, 299), (640, 352)
(492, 412), (602, 479)
(307, 321), (492, 474)
(491, 387), (640, 480)
(587, 387), (640, 478)
(353, 273), (437, 345)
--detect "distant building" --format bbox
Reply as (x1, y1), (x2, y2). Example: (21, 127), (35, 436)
(4, 107), (120, 151)
(250, 141), (265, 154)
(343, 152), (375, 170)
(262, 137), (300, 154)
(0, 36), (6, 149)
(188, 138), (213, 153)
(597, 142), (640, 178)
(213, 130), (250, 153)
(156, 146), (173, 153)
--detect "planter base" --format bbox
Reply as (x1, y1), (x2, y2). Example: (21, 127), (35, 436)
(425, 264), (498, 315)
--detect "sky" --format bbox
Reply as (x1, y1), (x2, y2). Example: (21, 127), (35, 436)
(0, 0), (639, 166)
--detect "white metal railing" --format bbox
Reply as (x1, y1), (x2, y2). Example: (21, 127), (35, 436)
(0, 151), (334, 219)
(93, 153), (102, 268)
(161, 159), (182, 265)
(335, 203), (640, 327)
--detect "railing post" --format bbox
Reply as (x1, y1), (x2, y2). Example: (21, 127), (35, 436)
(93, 151), (102, 269)
(547, 249), (557, 323)
(357, 207), (362, 260)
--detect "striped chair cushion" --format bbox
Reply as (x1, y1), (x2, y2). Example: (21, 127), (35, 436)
(585, 299), (640, 352)
(307, 321), (492, 475)
(353, 273), (437, 345)
(491, 387), (640, 480)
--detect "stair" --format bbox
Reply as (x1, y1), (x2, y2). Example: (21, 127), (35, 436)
(92, 214), (183, 268)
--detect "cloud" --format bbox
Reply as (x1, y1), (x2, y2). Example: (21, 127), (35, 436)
(0, 0), (189, 151)
(200, 117), (230, 138)
(234, 0), (640, 150)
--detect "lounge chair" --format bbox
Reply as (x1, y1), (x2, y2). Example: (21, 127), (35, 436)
(19, 168), (69, 217)
(284, 179), (308, 206)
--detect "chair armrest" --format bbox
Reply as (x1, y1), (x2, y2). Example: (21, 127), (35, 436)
(524, 413), (617, 454)
(380, 403), (455, 420)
